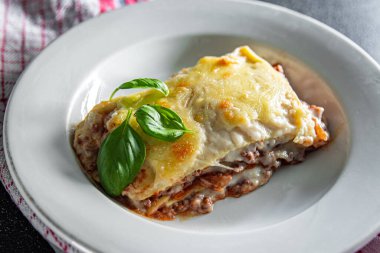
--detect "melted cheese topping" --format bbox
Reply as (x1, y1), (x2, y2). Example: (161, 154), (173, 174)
(101, 46), (320, 200)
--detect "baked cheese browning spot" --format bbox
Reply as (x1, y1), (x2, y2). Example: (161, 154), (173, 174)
(312, 118), (329, 142)
(223, 110), (246, 125)
(218, 99), (247, 125)
(216, 57), (237, 67)
(171, 139), (195, 162)
(218, 99), (232, 109)
(176, 81), (190, 87)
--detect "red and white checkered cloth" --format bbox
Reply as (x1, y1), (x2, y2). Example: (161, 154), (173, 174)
(0, 1), (379, 252)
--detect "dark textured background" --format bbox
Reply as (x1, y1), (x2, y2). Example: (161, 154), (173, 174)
(1, 0), (379, 252)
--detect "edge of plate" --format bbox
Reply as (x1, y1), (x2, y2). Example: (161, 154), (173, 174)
(3, 0), (380, 253)
(2, 78), (96, 253)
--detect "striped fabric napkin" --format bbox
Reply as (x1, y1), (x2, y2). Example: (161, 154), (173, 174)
(0, 1), (378, 252)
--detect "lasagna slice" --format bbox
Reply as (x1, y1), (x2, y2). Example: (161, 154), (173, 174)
(73, 46), (329, 220)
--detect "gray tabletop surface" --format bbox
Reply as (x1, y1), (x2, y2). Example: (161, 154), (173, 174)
(0, 0), (379, 252)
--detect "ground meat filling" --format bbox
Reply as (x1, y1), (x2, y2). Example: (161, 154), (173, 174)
(119, 140), (306, 220)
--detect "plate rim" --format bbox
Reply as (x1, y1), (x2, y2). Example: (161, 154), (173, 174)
(3, 0), (380, 252)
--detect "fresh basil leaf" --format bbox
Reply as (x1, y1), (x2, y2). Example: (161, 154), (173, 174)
(110, 78), (169, 99)
(97, 110), (146, 196)
(135, 104), (191, 142)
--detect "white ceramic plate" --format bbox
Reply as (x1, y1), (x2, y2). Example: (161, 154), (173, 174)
(4, 0), (380, 252)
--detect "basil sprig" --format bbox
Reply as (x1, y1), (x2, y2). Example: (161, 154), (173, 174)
(109, 78), (169, 100)
(135, 105), (191, 142)
(98, 78), (191, 196)
(97, 110), (146, 196)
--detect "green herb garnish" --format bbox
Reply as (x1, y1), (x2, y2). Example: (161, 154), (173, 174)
(97, 110), (146, 196)
(135, 104), (191, 142)
(109, 78), (169, 100)
(98, 78), (191, 196)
